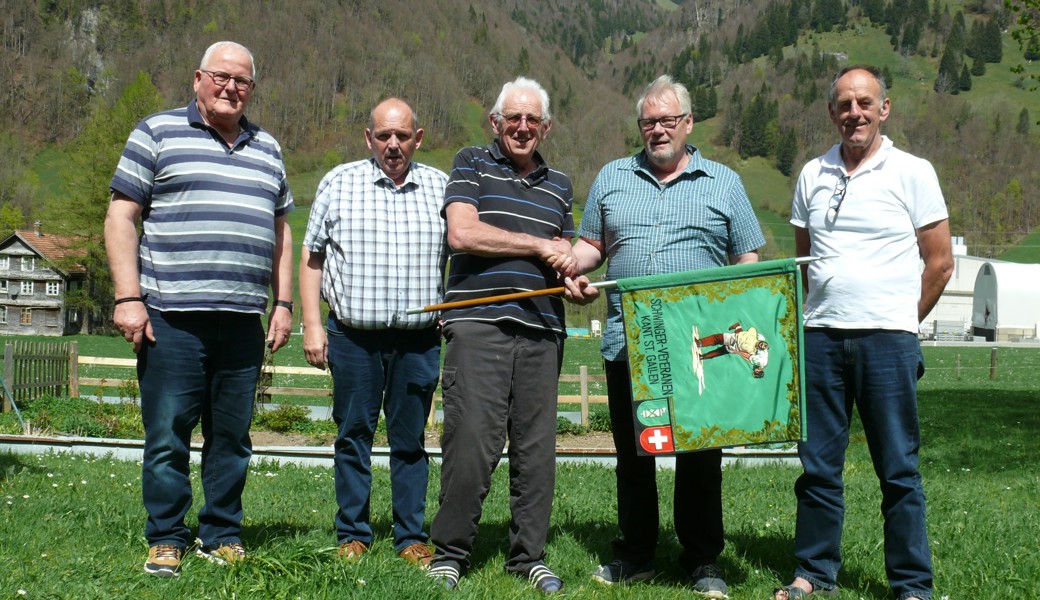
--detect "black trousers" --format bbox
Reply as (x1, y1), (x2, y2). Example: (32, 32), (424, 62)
(605, 359), (724, 570)
(430, 321), (563, 574)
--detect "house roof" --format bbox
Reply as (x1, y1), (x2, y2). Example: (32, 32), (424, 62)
(2, 228), (87, 275)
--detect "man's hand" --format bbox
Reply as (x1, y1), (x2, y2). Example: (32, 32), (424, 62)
(562, 275), (600, 305)
(301, 326), (328, 370)
(114, 302), (154, 354)
(266, 306), (293, 353)
(543, 237), (577, 278)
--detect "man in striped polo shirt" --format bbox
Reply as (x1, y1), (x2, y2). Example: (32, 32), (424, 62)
(564, 75), (765, 598)
(105, 41), (294, 578)
(427, 77), (576, 594)
(299, 98), (446, 569)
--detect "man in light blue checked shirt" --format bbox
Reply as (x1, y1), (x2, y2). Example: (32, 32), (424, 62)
(299, 97), (447, 569)
(563, 75), (765, 598)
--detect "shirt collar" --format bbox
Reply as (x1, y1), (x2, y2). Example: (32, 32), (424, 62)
(187, 101), (255, 144)
(625, 144), (715, 180)
(823, 135), (894, 175)
(488, 139), (549, 184)
(367, 157), (417, 190)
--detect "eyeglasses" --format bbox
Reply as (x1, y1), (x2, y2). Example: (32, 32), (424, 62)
(637, 113), (688, 131)
(499, 113), (543, 127)
(201, 70), (255, 91)
(828, 175), (849, 220)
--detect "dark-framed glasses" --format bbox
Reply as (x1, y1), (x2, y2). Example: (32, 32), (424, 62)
(500, 113), (543, 127)
(828, 175), (849, 220)
(637, 113), (688, 131)
(201, 70), (255, 91)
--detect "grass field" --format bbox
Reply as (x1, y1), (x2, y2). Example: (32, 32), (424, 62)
(2, 342), (1038, 598)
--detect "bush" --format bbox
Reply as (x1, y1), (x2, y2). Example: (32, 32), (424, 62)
(254, 404), (311, 433)
(588, 407), (612, 432)
(556, 417), (588, 436)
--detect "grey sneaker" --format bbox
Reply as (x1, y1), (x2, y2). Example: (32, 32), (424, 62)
(591, 559), (656, 585)
(690, 563), (728, 598)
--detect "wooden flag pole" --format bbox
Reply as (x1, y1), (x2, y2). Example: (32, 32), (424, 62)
(406, 257), (822, 315)
(406, 280), (619, 315)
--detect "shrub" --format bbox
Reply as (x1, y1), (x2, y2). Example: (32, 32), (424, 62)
(588, 407), (612, 432)
(254, 404), (311, 433)
(556, 417), (588, 436)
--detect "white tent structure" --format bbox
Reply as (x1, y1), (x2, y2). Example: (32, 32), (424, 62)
(970, 262), (1040, 341)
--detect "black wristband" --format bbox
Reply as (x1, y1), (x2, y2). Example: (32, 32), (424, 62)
(113, 296), (145, 306)
(273, 299), (293, 314)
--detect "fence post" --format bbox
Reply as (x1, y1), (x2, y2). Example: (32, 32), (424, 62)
(989, 347), (998, 380)
(579, 365), (589, 427)
(2, 343), (11, 412)
(69, 341), (80, 399)
(956, 353), (961, 381)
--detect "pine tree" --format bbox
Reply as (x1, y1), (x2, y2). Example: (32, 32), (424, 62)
(971, 56), (986, 76)
(776, 129), (799, 176)
(1026, 36), (1040, 62)
(983, 19), (1002, 63)
(959, 63), (972, 91)
(934, 45), (961, 93)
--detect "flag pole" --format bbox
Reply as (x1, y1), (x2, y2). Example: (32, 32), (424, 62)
(406, 257), (822, 315)
(405, 280), (619, 315)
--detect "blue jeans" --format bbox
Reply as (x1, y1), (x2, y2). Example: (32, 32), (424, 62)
(326, 316), (440, 551)
(138, 308), (264, 549)
(794, 329), (932, 600)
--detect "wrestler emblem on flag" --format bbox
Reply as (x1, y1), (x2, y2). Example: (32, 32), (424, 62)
(620, 258), (806, 455)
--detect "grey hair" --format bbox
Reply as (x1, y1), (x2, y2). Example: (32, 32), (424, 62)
(200, 41), (256, 79)
(490, 76), (552, 124)
(636, 75), (692, 117)
(828, 64), (887, 105)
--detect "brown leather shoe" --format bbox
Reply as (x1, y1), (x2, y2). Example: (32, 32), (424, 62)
(337, 540), (369, 562)
(398, 542), (433, 568)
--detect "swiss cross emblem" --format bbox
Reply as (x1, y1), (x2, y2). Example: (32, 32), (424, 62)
(639, 426), (674, 454)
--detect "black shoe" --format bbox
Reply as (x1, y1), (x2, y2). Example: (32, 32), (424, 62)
(591, 558), (656, 585)
(689, 563), (728, 598)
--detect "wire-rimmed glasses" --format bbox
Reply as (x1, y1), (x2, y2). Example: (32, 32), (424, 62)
(828, 175), (849, 220)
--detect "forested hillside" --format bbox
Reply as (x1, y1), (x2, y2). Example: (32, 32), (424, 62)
(2, 0), (1039, 329)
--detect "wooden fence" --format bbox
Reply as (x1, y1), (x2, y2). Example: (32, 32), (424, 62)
(72, 348), (609, 426)
(2, 340), (76, 411)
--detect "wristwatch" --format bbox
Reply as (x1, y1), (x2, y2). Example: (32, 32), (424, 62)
(273, 300), (294, 314)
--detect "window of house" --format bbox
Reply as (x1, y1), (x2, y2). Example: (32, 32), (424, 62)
(0, 306), (6, 324)
(21, 257), (35, 272)
(0, 279), (7, 293)
(46, 281), (61, 295)
(0, 255), (8, 270)
(20, 307), (31, 325)
(21, 281), (33, 295)
(67, 307), (79, 322)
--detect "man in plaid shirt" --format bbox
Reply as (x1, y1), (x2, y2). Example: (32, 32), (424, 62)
(299, 97), (447, 569)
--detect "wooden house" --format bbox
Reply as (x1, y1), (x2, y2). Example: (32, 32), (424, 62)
(0, 222), (87, 336)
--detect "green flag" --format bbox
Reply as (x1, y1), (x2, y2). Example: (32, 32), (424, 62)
(619, 258), (805, 454)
